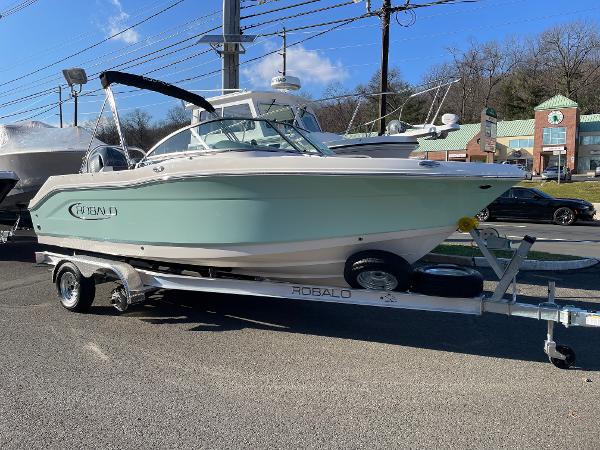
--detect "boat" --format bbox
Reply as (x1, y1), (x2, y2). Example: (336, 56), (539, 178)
(0, 171), (19, 206)
(0, 121), (105, 212)
(189, 85), (461, 159)
(29, 71), (523, 289)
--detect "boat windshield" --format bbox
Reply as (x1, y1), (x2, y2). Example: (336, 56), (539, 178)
(145, 117), (333, 160)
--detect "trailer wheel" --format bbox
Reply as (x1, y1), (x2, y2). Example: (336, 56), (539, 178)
(55, 263), (95, 312)
(549, 345), (576, 369)
(411, 264), (483, 298)
(344, 251), (412, 292)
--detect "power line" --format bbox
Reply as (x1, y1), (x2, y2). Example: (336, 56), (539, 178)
(241, 0), (322, 19)
(0, 87), (56, 109)
(0, 14), (221, 103)
(242, 1), (359, 30)
(178, 16), (363, 84)
(9, 16), (373, 123)
(0, 0), (188, 88)
(0, 100), (59, 120)
(14, 103), (61, 123)
(257, 14), (371, 37)
(0, 0), (193, 73)
(0, 0), (39, 18)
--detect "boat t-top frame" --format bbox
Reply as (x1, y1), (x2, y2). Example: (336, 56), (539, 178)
(86, 71), (219, 170)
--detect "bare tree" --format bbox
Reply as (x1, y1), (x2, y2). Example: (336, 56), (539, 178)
(538, 21), (600, 100)
(123, 109), (153, 150)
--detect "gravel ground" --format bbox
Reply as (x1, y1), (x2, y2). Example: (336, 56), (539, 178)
(1, 241), (599, 449)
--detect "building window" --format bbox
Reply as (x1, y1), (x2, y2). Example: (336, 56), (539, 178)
(508, 138), (534, 148)
(580, 135), (600, 145)
(591, 159), (600, 170)
(542, 127), (566, 145)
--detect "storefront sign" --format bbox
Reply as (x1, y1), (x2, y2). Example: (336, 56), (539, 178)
(449, 153), (467, 158)
(480, 107), (497, 153)
(590, 150), (600, 155)
(543, 146), (565, 152)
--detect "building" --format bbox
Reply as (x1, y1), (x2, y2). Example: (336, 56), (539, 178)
(416, 95), (600, 175)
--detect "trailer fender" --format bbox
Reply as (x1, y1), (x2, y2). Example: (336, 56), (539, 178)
(38, 252), (146, 305)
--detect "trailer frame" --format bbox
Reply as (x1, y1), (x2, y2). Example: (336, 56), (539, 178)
(35, 228), (600, 368)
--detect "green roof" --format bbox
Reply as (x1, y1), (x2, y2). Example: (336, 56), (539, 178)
(534, 95), (578, 111)
(416, 123), (479, 152)
(415, 118), (535, 152)
(579, 114), (600, 132)
(497, 118), (534, 137)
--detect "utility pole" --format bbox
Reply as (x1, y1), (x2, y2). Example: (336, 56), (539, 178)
(375, 0), (459, 135)
(378, 0), (391, 136)
(57, 86), (63, 128)
(222, 0), (241, 93)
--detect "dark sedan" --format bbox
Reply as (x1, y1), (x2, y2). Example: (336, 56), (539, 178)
(476, 187), (596, 226)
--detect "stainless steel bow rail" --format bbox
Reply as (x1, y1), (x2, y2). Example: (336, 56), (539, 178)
(35, 228), (600, 369)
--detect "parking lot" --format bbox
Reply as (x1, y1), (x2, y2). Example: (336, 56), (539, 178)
(1, 239), (600, 449)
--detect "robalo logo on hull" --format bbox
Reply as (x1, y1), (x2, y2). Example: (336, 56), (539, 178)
(68, 203), (118, 220)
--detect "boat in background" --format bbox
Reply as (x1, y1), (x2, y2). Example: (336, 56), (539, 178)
(187, 79), (461, 158)
(0, 121), (105, 212)
(30, 71), (523, 289)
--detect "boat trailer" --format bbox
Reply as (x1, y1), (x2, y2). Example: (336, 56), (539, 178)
(35, 227), (600, 369)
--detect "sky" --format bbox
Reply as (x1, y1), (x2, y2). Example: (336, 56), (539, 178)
(0, 0), (599, 127)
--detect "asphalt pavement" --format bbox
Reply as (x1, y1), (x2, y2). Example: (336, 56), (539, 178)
(1, 240), (600, 449)
(450, 220), (600, 258)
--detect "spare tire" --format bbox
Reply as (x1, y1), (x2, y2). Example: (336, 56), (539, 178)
(344, 250), (412, 292)
(411, 264), (483, 298)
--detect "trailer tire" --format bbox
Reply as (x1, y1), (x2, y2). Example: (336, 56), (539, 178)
(55, 262), (96, 312)
(411, 264), (483, 298)
(344, 251), (412, 292)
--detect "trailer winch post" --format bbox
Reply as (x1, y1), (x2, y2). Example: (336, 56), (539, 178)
(490, 235), (535, 302)
(469, 228), (504, 278)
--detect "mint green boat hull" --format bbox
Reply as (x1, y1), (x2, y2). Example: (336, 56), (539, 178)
(31, 175), (512, 246)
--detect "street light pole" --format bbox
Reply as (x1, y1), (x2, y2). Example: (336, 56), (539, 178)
(62, 68), (88, 128)
(73, 92), (78, 127)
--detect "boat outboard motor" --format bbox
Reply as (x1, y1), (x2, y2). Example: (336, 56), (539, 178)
(86, 146), (145, 173)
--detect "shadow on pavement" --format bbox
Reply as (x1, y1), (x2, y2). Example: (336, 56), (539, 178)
(89, 283), (600, 371)
(512, 266), (600, 294)
(0, 241), (62, 263)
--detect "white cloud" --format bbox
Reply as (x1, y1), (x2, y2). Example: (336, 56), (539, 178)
(106, 0), (140, 44)
(242, 45), (347, 89)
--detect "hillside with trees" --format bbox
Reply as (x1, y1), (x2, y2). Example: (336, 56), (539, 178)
(315, 20), (600, 129)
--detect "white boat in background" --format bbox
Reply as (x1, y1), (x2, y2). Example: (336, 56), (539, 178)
(187, 80), (461, 158)
(0, 121), (105, 212)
